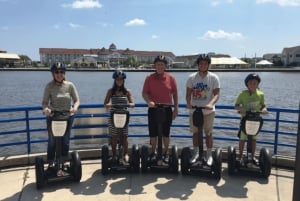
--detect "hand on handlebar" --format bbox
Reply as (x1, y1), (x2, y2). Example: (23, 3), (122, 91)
(43, 107), (52, 116)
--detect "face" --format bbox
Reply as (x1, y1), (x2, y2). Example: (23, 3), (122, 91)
(247, 79), (259, 92)
(115, 77), (124, 86)
(198, 60), (209, 72)
(154, 61), (167, 74)
(52, 70), (65, 82)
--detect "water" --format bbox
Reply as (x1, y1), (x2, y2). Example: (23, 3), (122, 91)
(1, 71), (299, 108)
(0, 71), (299, 156)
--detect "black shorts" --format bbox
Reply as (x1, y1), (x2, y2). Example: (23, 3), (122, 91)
(148, 107), (173, 137)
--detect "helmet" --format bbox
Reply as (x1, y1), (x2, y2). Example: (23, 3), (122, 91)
(196, 54), (211, 65)
(112, 70), (126, 79)
(50, 62), (66, 72)
(244, 73), (261, 87)
(154, 55), (168, 65)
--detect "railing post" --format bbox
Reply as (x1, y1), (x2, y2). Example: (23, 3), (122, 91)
(25, 110), (31, 154)
(273, 111), (280, 155)
(292, 102), (300, 201)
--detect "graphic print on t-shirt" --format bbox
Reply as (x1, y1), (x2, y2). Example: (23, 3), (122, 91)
(192, 82), (210, 100)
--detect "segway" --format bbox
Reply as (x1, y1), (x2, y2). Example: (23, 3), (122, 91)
(181, 107), (222, 179)
(141, 104), (178, 173)
(101, 104), (140, 175)
(227, 111), (272, 178)
(35, 111), (82, 189)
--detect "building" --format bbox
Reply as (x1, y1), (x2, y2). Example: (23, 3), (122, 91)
(0, 50), (20, 68)
(281, 46), (300, 66)
(39, 43), (175, 68)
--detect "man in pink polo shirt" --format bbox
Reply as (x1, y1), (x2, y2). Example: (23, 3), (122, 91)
(142, 55), (178, 164)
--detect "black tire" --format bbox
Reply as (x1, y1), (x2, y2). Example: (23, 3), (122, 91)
(259, 147), (272, 178)
(70, 151), (82, 182)
(170, 145), (179, 173)
(212, 147), (222, 180)
(141, 145), (149, 173)
(35, 156), (46, 189)
(101, 145), (109, 175)
(130, 144), (140, 173)
(180, 147), (191, 175)
(227, 146), (236, 175)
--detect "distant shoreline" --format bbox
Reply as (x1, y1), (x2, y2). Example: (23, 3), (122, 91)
(1, 67), (300, 72)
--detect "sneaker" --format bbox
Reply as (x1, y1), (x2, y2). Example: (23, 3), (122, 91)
(239, 158), (245, 166)
(163, 153), (169, 163)
(150, 153), (156, 161)
(190, 150), (199, 163)
(207, 156), (213, 166)
(57, 169), (66, 177)
(252, 158), (259, 166)
(112, 156), (118, 163)
(124, 154), (129, 162)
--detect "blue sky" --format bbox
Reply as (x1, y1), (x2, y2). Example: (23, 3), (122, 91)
(1, 0), (300, 61)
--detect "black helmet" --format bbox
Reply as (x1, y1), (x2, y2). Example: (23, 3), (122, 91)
(196, 54), (211, 65)
(154, 55), (168, 65)
(244, 73), (261, 87)
(50, 62), (66, 72)
(112, 70), (126, 79)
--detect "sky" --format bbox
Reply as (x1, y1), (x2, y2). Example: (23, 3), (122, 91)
(1, 0), (300, 61)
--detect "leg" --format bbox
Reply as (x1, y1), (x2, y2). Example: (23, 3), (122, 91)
(46, 118), (55, 164)
(239, 140), (245, 160)
(111, 135), (117, 157)
(150, 137), (157, 154)
(163, 136), (169, 154)
(61, 116), (74, 160)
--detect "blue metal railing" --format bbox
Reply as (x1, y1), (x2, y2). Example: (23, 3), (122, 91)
(0, 103), (299, 157)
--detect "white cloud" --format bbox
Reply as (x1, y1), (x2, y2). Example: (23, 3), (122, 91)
(256, 0), (300, 6)
(151, 35), (159, 39)
(62, 0), (102, 9)
(199, 30), (244, 40)
(69, 23), (82, 28)
(125, 18), (146, 27)
(210, 0), (234, 6)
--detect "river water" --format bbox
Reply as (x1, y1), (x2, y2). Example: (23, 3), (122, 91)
(0, 71), (299, 156)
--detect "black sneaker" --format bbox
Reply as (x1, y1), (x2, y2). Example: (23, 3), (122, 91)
(252, 158), (259, 166)
(150, 153), (156, 161)
(163, 153), (169, 163)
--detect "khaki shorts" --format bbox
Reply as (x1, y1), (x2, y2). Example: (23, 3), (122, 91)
(189, 112), (215, 136)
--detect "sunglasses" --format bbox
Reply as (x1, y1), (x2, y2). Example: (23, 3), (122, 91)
(54, 70), (65, 74)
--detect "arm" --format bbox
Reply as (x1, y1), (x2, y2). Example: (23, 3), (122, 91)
(172, 81), (179, 120)
(206, 88), (220, 109)
(104, 89), (112, 108)
(185, 87), (193, 109)
(127, 90), (135, 108)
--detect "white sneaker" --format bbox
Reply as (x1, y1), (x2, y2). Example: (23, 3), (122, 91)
(124, 154), (129, 162)
(190, 150), (199, 163)
(207, 156), (213, 166)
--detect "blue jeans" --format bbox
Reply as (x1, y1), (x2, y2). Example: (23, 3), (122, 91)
(46, 115), (74, 162)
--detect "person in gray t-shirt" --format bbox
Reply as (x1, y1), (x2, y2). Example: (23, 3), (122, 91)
(42, 62), (80, 176)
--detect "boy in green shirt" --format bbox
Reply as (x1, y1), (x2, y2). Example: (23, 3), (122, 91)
(235, 73), (268, 165)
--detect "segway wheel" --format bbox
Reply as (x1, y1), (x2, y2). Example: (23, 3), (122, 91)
(227, 146), (236, 175)
(35, 156), (46, 189)
(259, 147), (272, 178)
(170, 145), (179, 173)
(101, 145), (109, 175)
(141, 145), (149, 173)
(212, 147), (222, 180)
(180, 147), (191, 175)
(70, 151), (82, 182)
(130, 144), (140, 173)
